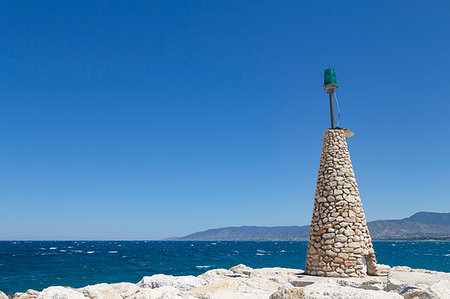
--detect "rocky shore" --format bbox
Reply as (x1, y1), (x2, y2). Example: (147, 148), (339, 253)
(1, 264), (449, 299)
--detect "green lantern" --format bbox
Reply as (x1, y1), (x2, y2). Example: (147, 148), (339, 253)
(324, 68), (337, 86)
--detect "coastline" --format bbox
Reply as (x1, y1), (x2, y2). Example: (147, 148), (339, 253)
(373, 239), (450, 242)
(164, 239), (450, 245)
(2, 264), (449, 299)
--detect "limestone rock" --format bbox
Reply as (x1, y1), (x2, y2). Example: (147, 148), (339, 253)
(0, 291), (8, 299)
(391, 266), (413, 272)
(198, 269), (234, 279)
(37, 287), (85, 299)
(127, 288), (154, 299)
(303, 282), (402, 299)
(237, 277), (279, 294)
(131, 286), (182, 299)
(138, 274), (206, 291)
(386, 270), (450, 298)
(79, 282), (140, 299)
(201, 290), (268, 299)
(269, 283), (305, 299)
(385, 278), (406, 293)
(13, 294), (37, 299)
(12, 290), (40, 299)
(229, 264), (254, 277)
(158, 293), (183, 299)
(425, 280), (450, 299)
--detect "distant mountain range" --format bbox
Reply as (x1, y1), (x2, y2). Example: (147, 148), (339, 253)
(167, 212), (450, 241)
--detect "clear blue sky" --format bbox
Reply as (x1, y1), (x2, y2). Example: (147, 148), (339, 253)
(0, 1), (449, 240)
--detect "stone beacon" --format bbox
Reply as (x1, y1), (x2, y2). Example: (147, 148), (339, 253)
(304, 68), (377, 277)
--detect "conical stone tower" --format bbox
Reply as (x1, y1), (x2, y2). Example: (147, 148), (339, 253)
(305, 129), (377, 277)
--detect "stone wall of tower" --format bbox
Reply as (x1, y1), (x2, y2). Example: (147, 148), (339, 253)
(305, 129), (377, 277)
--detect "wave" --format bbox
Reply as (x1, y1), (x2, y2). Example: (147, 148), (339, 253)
(86, 251), (95, 254)
(108, 251), (118, 254)
(196, 265), (211, 269)
(256, 249), (271, 256)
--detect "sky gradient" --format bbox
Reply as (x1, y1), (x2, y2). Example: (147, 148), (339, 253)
(1, 1), (449, 240)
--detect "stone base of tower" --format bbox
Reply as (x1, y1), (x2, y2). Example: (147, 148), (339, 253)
(305, 129), (377, 277)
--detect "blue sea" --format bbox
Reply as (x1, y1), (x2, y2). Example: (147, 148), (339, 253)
(1, 241), (449, 295)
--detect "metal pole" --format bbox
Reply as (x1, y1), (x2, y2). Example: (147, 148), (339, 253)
(329, 92), (335, 129)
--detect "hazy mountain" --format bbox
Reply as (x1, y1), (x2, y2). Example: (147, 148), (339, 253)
(167, 225), (311, 241)
(167, 212), (450, 241)
(367, 212), (450, 240)
(404, 212), (450, 226)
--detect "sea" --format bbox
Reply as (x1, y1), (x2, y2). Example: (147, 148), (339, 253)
(0, 241), (449, 295)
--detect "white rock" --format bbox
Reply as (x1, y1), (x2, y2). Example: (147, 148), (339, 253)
(322, 233), (335, 239)
(304, 282), (402, 299)
(386, 270), (450, 298)
(269, 283), (305, 299)
(130, 286), (180, 299)
(426, 279), (450, 299)
(128, 288), (154, 299)
(385, 278), (405, 292)
(346, 195), (356, 203)
(79, 282), (140, 299)
(0, 291), (8, 299)
(391, 266), (412, 272)
(237, 277), (278, 294)
(389, 270), (450, 285)
(198, 269), (234, 278)
(12, 289), (40, 299)
(202, 289), (268, 299)
(138, 274), (206, 291)
(158, 293), (183, 299)
(111, 282), (142, 298)
(229, 264), (254, 276)
(37, 287), (86, 299)
(251, 267), (301, 278)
